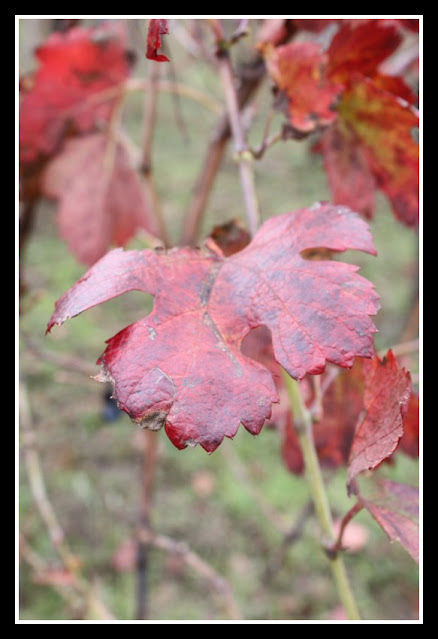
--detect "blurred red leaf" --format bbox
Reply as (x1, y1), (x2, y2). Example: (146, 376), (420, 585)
(399, 391), (420, 457)
(42, 133), (158, 265)
(278, 351), (417, 475)
(262, 19), (419, 226)
(19, 23), (132, 164)
(47, 203), (379, 452)
(264, 42), (342, 133)
(326, 19), (402, 84)
(348, 350), (411, 484)
(338, 77), (419, 227)
(398, 19), (419, 32)
(318, 120), (377, 219)
(357, 479), (419, 562)
(292, 19), (337, 33)
(146, 19), (170, 62)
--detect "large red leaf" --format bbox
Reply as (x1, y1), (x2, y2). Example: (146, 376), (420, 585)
(263, 42), (342, 133)
(42, 133), (158, 266)
(357, 479), (419, 563)
(19, 23), (132, 164)
(348, 350), (411, 484)
(47, 204), (379, 452)
(146, 19), (169, 62)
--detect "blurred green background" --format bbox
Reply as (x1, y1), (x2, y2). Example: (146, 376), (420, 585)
(19, 18), (420, 621)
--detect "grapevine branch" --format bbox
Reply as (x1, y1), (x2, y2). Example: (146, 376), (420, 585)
(282, 371), (361, 620)
(19, 380), (116, 620)
(137, 527), (242, 620)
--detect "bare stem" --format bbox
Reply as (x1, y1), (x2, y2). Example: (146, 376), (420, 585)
(19, 380), (116, 620)
(140, 62), (170, 246)
(327, 502), (364, 558)
(282, 370), (361, 620)
(217, 49), (261, 236)
(138, 527), (242, 620)
(135, 430), (159, 620)
(180, 58), (265, 246)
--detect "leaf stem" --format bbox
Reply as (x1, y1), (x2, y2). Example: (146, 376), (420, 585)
(282, 370), (361, 620)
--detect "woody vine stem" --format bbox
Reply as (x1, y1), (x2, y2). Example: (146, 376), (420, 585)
(215, 24), (361, 621)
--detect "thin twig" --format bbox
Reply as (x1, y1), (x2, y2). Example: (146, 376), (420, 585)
(217, 45), (261, 236)
(263, 500), (314, 583)
(135, 430), (159, 620)
(140, 62), (170, 246)
(326, 502), (364, 559)
(180, 59), (266, 245)
(19, 379), (116, 620)
(22, 332), (96, 377)
(137, 528), (242, 620)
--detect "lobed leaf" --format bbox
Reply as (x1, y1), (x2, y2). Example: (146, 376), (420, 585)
(48, 204), (379, 452)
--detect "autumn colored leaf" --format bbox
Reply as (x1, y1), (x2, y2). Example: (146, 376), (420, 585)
(42, 132), (158, 266)
(338, 78), (419, 226)
(318, 120), (377, 219)
(348, 350), (411, 485)
(263, 42), (342, 133)
(398, 391), (420, 458)
(262, 19), (419, 226)
(146, 19), (170, 62)
(398, 19), (419, 32)
(292, 19), (337, 33)
(326, 19), (402, 85)
(19, 23), (132, 164)
(47, 203), (379, 452)
(278, 350), (416, 475)
(357, 479), (419, 563)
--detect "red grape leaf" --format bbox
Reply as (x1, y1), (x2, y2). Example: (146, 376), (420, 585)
(19, 23), (132, 164)
(146, 19), (170, 62)
(357, 479), (419, 563)
(327, 20), (402, 85)
(263, 42), (343, 133)
(47, 203), (379, 452)
(338, 77), (419, 226)
(42, 132), (158, 266)
(348, 350), (411, 484)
